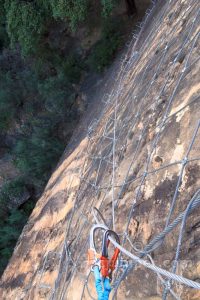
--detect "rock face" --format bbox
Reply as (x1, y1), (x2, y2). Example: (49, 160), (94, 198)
(0, 0), (200, 299)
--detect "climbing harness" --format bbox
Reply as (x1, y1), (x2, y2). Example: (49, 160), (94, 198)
(88, 224), (121, 299)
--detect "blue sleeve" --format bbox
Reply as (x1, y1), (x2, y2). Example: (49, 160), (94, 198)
(103, 278), (112, 300)
(93, 266), (104, 300)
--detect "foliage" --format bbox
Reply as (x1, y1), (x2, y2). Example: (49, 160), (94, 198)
(3, 0), (119, 55)
(22, 200), (36, 216)
(4, 0), (88, 54)
(0, 178), (26, 217)
(38, 74), (76, 117)
(0, 25), (7, 50)
(14, 116), (65, 187)
(5, 0), (44, 55)
(0, 176), (33, 275)
(36, 0), (52, 15)
(88, 19), (122, 72)
(62, 54), (84, 84)
(0, 97), (14, 130)
(0, 68), (40, 130)
(50, 0), (88, 31)
(0, 0), (4, 20)
(0, 178), (26, 200)
(0, 209), (28, 275)
(101, 0), (118, 17)
(0, 54), (77, 189)
(0, 73), (19, 130)
(0, 9), (9, 50)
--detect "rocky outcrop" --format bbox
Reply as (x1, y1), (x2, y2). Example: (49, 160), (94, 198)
(0, 0), (200, 299)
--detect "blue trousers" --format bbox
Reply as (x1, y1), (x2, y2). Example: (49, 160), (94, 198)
(93, 266), (111, 300)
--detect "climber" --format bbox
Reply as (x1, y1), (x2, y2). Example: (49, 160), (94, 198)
(88, 225), (120, 300)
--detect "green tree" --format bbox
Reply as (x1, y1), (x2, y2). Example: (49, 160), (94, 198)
(5, 0), (44, 55)
(3, 0), (119, 55)
(14, 116), (65, 187)
(50, 0), (88, 30)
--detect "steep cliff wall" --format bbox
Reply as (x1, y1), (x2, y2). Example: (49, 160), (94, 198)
(0, 0), (200, 299)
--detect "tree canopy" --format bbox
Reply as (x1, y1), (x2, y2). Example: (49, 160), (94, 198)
(2, 0), (118, 55)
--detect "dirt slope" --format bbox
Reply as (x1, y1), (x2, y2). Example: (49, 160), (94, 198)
(0, 0), (200, 299)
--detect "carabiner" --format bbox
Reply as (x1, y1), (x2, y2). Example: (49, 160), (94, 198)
(88, 224), (108, 268)
(89, 224), (108, 249)
(100, 230), (120, 279)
